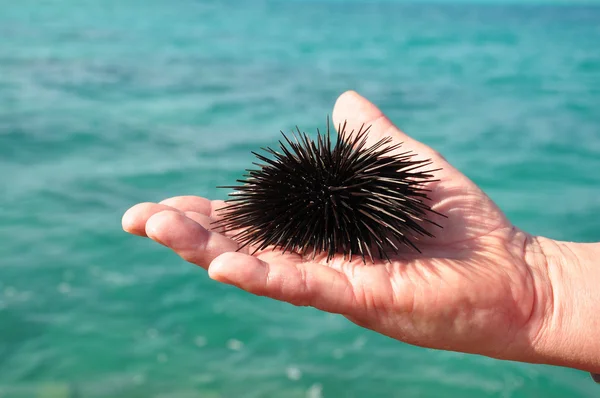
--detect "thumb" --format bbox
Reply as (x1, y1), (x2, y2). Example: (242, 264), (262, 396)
(332, 90), (448, 166)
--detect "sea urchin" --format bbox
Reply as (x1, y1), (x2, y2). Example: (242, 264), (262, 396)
(214, 119), (443, 264)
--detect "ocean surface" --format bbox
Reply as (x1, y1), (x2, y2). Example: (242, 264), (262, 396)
(1, 0), (600, 397)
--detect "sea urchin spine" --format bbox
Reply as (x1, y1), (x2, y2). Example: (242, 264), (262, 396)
(214, 119), (444, 264)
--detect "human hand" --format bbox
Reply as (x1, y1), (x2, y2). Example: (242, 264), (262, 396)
(121, 91), (600, 373)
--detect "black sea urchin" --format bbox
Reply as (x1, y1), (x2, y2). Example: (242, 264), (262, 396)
(214, 119), (443, 264)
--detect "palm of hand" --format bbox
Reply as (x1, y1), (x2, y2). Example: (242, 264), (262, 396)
(122, 91), (547, 362)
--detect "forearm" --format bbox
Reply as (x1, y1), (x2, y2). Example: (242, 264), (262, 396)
(528, 237), (600, 374)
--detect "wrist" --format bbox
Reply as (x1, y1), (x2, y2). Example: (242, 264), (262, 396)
(526, 236), (600, 374)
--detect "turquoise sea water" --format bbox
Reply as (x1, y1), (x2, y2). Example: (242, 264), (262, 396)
(1, 1), (600, 397)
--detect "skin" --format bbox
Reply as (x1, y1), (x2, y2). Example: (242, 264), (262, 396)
(122, 91), (600, 375)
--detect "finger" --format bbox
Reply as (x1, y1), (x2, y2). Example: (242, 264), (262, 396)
(159, 196), (230, 224)
(122, 202), (182, 237)
(181, 211), (211, 229)
(332, 90), (450, 168)
(208, 252), (357, 315)
(145, 210), (240, 269)
(157, 196), (233, 235)
(208, 200), (253, 239)
(183, 211), (226, 234)
(209, 200), (227, 220)
(159, 196), (212, 216)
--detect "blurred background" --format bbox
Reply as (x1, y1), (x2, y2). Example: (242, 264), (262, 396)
(1, 0), (600, 397)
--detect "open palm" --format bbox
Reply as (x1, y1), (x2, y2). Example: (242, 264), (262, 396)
(122, 91), (552, 364)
